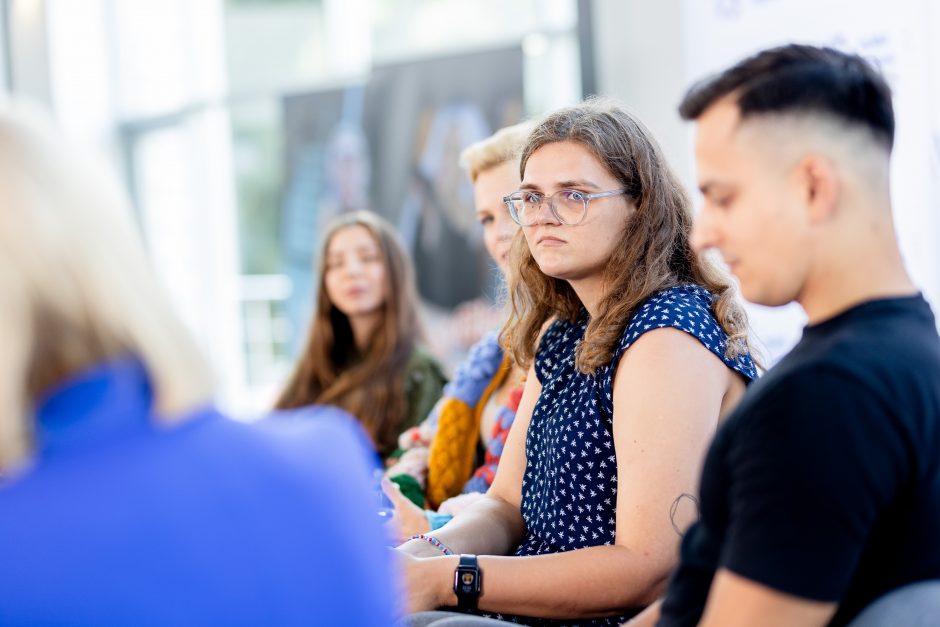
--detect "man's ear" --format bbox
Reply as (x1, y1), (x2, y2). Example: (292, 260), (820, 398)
(797, 154), (840, 225)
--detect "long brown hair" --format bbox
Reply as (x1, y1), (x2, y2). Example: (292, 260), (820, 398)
(502, 98), (752, 373)
(275, 211), (422, 456)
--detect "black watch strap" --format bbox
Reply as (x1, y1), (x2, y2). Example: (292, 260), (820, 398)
(453, 554), (482, 610)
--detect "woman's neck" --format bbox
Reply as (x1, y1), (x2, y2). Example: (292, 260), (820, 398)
(348, 312), (382, 351)
(568, 275), (606, 318)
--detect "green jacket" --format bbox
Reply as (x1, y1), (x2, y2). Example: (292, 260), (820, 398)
(400, 344), (448, 433)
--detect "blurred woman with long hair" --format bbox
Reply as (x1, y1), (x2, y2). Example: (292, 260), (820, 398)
(276, 210), (447, 460)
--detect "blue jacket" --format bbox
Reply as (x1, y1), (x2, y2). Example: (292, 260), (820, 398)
(0, 358), (397, 626)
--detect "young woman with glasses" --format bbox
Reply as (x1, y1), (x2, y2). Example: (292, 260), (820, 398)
(395, 99), (758, 626)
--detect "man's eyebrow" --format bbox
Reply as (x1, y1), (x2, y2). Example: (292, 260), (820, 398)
(698, 180), (732, 195)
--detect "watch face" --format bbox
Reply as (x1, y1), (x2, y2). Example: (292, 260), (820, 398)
(455, 567), (480, 594)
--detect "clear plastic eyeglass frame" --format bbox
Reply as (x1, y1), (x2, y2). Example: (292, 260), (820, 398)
(502, 188), (627, 226)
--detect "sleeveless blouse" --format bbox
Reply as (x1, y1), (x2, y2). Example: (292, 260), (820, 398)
(479, 285), (757, 626)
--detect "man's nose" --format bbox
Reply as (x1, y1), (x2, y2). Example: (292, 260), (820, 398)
(690, 206), (717, 253)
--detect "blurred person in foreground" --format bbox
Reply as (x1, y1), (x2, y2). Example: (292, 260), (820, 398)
(0, 101), (396, 626)
(631, 44), (940, 627)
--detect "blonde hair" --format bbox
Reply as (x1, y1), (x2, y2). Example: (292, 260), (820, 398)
(0, 101), (212, 469)
(459, 121), (535, 183)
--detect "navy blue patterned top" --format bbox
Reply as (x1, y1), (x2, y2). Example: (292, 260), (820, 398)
(481, 284), (757, 626)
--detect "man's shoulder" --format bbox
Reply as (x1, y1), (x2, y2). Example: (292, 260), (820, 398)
(719, 329), (939, 466)
(719, 354), (882, 446)
(804, 295), (940, 375)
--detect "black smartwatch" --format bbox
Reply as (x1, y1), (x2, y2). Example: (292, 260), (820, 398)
(453, 554), (482, 610)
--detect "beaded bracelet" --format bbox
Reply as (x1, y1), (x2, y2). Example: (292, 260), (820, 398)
(409, 533), (454, 555)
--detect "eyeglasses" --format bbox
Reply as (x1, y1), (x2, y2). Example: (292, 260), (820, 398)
(502, 188), (628, 226)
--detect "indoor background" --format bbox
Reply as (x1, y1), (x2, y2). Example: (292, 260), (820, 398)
(4, 0), (938, 415)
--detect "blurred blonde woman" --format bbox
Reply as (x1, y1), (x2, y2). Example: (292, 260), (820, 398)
(0, 101), (395, 625)
(382, 122), (532, 539)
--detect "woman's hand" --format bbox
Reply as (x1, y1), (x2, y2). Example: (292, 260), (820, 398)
(381, 477), (431, 542)
(396, 552), (458, 613)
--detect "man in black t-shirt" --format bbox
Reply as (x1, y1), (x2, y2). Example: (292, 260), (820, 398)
(636, 45), (940, 627)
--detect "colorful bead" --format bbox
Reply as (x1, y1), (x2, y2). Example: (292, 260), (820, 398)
(409, 534), (454, 555)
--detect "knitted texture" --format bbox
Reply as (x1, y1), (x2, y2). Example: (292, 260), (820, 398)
(425, 397), (484, 509)
(462, 386), (523, 494)
(426, 354), (509, 508)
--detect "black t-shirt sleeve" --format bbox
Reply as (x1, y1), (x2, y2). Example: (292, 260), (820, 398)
(659, 519), (723, 627)
(719, 366), (909, 601)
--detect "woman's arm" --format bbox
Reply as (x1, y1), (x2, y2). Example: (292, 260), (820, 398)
(405, 328), (732, 618)
(397, 365), (541, 558)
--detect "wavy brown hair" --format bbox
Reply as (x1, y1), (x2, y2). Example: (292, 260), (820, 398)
(502, 98), (753, 373)
(275, 211), (422, 457)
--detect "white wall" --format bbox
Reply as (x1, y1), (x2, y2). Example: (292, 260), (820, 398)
(592, 0), (940, 363)
(7, 0), (52, 104)
(592, 0), (693, 188)
(39, 0), (248, 414)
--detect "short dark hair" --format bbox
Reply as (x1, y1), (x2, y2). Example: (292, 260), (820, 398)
(678, 44), (894, 150)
